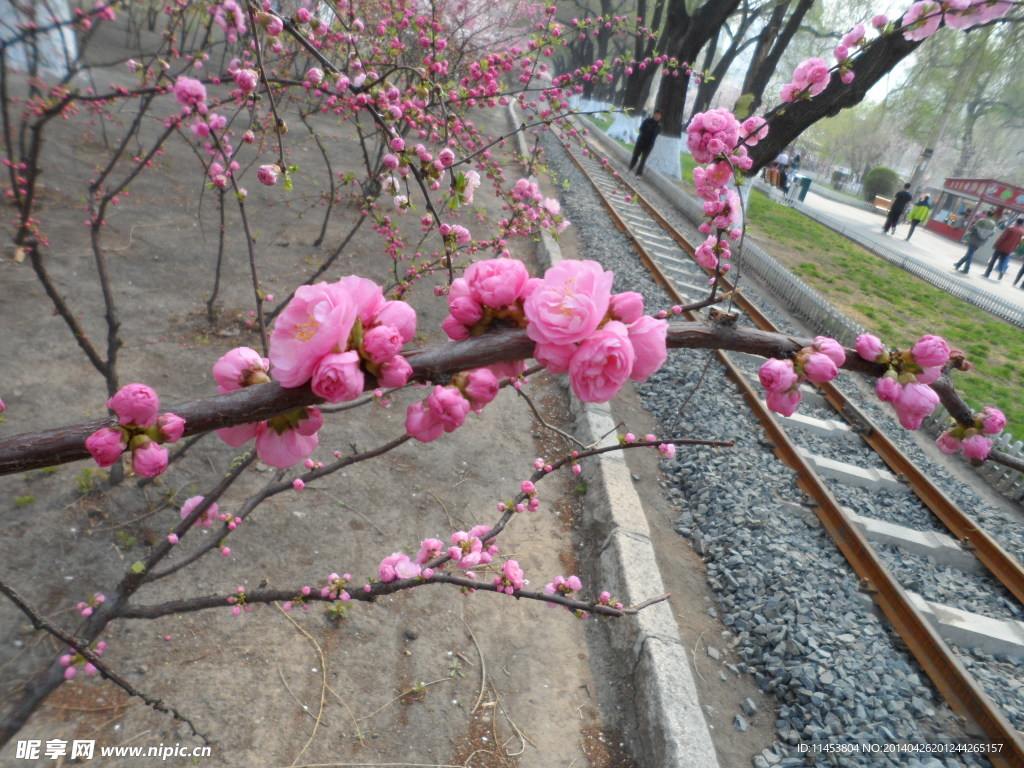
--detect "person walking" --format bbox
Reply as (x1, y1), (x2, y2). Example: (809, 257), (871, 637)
(983, 216), (1024, 279)
(628, 110), (661, 178)
(882, 183), (913, 235)
(904, 194), (932, 241)
(953, 211), (996, 274)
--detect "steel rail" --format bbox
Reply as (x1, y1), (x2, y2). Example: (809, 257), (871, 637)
(566, 147), (1024, 765)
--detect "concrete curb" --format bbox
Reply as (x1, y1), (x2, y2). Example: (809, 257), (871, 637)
(517, 108), (719, 767)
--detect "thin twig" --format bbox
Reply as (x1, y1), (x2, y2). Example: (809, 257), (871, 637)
(0, 579), (209, 743)
(514, 387), (586, 449)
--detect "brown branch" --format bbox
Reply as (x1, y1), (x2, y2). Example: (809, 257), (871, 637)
(0, 579), (210, 744)
(117, 573), (664, 621)
(0, 321), (1008, 477)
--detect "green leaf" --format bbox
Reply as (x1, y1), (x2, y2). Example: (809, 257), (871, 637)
(130, 561), (146, 575)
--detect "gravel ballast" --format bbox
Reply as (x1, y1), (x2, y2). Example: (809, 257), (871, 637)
(540, 126), (1024, 766)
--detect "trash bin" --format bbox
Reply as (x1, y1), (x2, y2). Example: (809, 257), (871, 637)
(796, 175), (812, 202)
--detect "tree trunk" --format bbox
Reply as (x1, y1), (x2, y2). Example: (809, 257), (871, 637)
(749, 30), (924, 173)
(689, 5), (762, 120)
(738, 0), (816, 116)
(620, 0), (668, 112)
(652, 0), (743, 138)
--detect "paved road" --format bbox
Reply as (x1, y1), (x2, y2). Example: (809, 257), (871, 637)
(795, 187), (1024, 310)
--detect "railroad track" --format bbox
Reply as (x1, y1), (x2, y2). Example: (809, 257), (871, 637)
(564, 145), (1024, 766)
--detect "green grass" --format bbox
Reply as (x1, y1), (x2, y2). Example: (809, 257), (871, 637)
(746, 189), (1024, 430)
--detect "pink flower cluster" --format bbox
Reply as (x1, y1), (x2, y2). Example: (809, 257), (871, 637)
(856, 333), (951, 430)
(687, 109), (762, 274)
(320, 572), (353, 602)
(502, 178), (569, 236)
(902, 0), (1009, 40)
(493, 559), (526, 594)
(448, 526), (499, 570)
(211, 346), (324, 468)
(269, 277), (415, 395)
(213, 0), (247, 43)
(758, 337), (845, 416)
(780, 58), (834, 102)
(376, 526), (499, 584)
(59, 642), (106, 680)
(544, 574), (582, 609)
(85, 384), (184, 477)
(173, 76), (207, 112)
(405, 369), (499, 442)
(937, 406), (1006, 461)
(76, 592), (105, 618)
(525, 260), (667, 402)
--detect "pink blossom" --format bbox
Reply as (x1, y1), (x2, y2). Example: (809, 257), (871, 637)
(855, 333), (885, 362)
(524, 260), (614, 346)
(362, 325), (403, 364)
(306, 67), (324, 85)
(255, 409), (321, 467)
(961, 433), (993, 460)
(535, 341), (577, 374)
(871, 14), (888, 29)
(840, 23), (866, 47)
(213, 347), (270, 392)
(465, 258), (530, 308)
(157, 412), (185, 443)
(658, 443), (676, 458)
(936, 432), (961, 454)
(426, 386), (471, 432)
(739, 116), (768, 146)
(438, 148), (455, 167)
(336, 275), (387, 327)
(311, 350), (364, 402)
(86, 427), (127, 467)
(416, 538), (445, 565)
(609, 292), (644, 323)
(450, 225), (472, 246)
(498, 560), (525, 594)
(180, 495), (219, 527)
(132, 438), (168, 477)
(766, 389), (802, 417)
(448, 280), (485, 326)
(544, 574), (582, 595)
(269, 282), (357, 388)
(911, 335), (950, 368)
(893, 382), (939, 430)
(802, 352), (838, 384)
(901, 1), (943, 40)
(379, 552), (421, 582)
(462, 368), (499, 412)
(813, 336), (846, 367)
(233, 68), (259, 93)
(257, 164), (279, 186)
(173, 76), (207, 108)
(758, 358), (798, 393)
(0, 397), (4, 412)
(569, 322), (635, 402)
(374, 301), (417, 343)
(217, 421), (262, 448)
(108, 383), (160, 428)
(979, 407), (1007, 435)
(406, 401), (445, 442)
(378, 356), (413, 388)
(915, 366), (942, 385)
(626, 315), (668, 382)
(875, 376), (902, 403)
